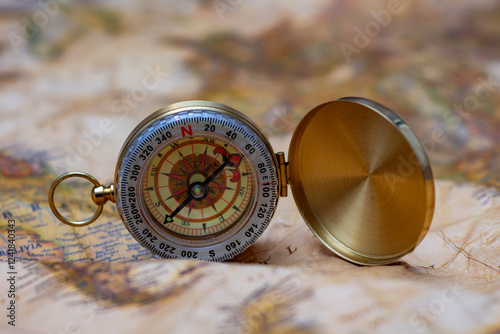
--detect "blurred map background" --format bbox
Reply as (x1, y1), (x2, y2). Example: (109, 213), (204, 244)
(0, 0), (499, 333)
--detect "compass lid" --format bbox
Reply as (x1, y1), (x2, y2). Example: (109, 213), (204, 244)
(288, 97), (435, 265)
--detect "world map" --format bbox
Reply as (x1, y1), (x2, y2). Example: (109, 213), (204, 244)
(1, 1), (500, 333)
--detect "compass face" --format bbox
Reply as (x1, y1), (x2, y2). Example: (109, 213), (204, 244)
(142, 137), (254, 238)
(115, 102), (279, 261)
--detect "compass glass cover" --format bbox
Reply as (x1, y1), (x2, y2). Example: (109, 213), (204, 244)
(114, 102), (279, 261)
(142, 135), (254, 239)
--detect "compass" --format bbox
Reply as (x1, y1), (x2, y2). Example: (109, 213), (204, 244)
(49, 98), (435, 265)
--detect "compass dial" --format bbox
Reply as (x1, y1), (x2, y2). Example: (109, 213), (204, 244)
(114, 102), (279, 261)
(142, 137), (254, 238)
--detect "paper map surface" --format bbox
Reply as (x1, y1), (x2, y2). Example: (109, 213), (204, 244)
(0, 1), (499, 333)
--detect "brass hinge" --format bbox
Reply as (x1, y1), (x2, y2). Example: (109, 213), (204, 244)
(275, 152), (289, 197)
(92, 184), (116, 205)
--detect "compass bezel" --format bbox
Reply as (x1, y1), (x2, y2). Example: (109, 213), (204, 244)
(113, 101), (280, 261)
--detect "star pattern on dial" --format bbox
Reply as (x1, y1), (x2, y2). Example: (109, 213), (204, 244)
(163, 147), (232, 215)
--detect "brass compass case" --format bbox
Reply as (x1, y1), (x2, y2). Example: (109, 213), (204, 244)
(49, 97), (434, 265)
(288, 97), (435, 265)
(112, 101), (280, 261)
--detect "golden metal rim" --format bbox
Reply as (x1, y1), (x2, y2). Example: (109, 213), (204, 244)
(48, 171), (103, 227)
(288, 97), (435, 265)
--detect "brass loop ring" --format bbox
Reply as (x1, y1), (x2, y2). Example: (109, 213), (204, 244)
(48, 172), (103, 227)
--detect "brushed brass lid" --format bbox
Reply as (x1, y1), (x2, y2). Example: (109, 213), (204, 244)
(288, 97), (435, 265)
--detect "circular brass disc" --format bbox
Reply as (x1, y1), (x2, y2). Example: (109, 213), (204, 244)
(288, 97), (435, 265)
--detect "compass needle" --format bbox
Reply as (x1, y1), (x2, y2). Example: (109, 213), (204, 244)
(164, 195), (194, 225)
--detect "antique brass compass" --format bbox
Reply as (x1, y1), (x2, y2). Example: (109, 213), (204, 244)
(49, 97), (435, 265)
